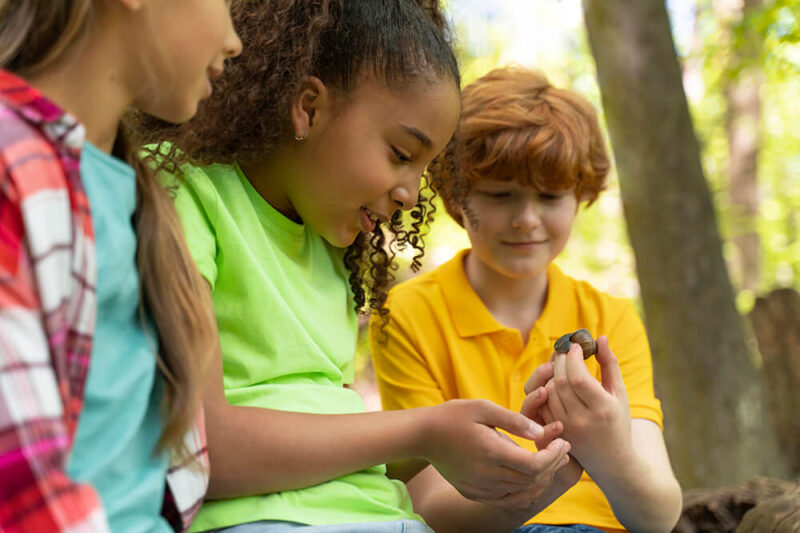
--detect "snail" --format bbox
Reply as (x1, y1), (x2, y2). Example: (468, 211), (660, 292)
(553, 328), (597, 359)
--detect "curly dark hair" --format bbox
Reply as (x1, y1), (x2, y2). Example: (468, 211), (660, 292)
(132, 0), (460, 317)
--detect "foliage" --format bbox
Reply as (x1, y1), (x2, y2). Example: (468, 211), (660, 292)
(689, 0), (800, 309)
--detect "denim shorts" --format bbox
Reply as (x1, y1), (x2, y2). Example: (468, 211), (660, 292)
(512, 525), (606, 533)
(209, 519), (435, 533)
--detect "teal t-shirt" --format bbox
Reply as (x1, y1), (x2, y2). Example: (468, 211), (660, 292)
(68, 141), (170, 532)
(172, 163), (420, 531)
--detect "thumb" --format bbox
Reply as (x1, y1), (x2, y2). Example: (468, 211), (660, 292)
(479, 400), (544, 440)
(595, 336), (626, 397)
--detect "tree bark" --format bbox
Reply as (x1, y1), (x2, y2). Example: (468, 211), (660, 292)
(581, 0), (782, 488)
(717, 0), (765, 292)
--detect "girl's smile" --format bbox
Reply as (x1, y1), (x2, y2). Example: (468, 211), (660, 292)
(360, 206), (389, 234)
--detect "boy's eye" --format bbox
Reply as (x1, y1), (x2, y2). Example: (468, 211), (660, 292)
(392, 147), (412, 163)
(478, 191), (511, 199)
(539, 192), (561, 201)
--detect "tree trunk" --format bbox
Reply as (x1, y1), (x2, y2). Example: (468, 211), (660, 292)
(749, 288), (800, 476)
(717, 0), (765, 292)
(581, 0), (782, 488)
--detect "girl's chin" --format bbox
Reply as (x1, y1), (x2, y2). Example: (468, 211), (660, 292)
(323, 228), (360, 249)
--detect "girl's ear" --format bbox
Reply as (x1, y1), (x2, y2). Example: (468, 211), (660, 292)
(291, 76), (330, 141)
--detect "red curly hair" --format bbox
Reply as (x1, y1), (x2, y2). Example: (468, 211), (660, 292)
(429, 66), (611, 225)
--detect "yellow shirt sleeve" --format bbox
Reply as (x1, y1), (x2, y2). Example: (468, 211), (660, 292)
(604, 301), (663, 429)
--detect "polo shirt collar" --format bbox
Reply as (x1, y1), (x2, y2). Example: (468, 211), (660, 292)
(437, 248), (579, 343)
(437, 249), (505, 337)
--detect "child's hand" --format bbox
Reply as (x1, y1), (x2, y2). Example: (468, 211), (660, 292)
(423, 399), (571, 503)
(541, 336), (634, 475)
(478, 417), (582, 515)
(478, 436), (574, 512)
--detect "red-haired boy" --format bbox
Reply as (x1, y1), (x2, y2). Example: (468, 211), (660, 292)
(370, 67), (682, 533)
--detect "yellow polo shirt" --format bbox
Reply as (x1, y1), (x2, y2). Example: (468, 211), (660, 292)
(370, 249), (663, 532)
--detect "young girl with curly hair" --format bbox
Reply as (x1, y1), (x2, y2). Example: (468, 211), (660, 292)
(0, 1), (240, 532)
(139, 2), (577, 533)
(370, 66), (682, 533)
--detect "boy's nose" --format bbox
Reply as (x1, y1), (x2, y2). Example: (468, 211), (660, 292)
(511, 201), (541, 230)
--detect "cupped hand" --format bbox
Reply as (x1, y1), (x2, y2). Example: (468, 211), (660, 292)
(424, 398), (570, 503)
(477, 436), (573, 511)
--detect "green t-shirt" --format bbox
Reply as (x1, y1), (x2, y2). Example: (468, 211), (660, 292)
(172, 163), (420, 531)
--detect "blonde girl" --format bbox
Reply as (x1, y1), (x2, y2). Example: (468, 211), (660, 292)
(0, 1), (240, 531)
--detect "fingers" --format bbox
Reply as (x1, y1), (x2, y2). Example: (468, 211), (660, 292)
(539, 402), (555, 425)
(563, 342), (603, 406)
(532, 438), (572, 482)
(501, 431), (570, 472)
(479, 400), (544, 440)
(452, 435), (570, 501)
(546, 354), (571, 420)
(595, 335), (627, 397)
(533, 420), (563, 450)
(523, 361), (554, 395)
(520, 386), (548, 423)
(477, 441), (570, 510)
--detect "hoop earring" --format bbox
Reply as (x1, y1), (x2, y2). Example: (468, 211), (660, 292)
(294, 131), (308, 141)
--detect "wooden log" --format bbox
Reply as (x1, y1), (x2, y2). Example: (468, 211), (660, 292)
(673, 477), (795, 533)
(737, 484), (800, 532)
(749, 288), (800, 475)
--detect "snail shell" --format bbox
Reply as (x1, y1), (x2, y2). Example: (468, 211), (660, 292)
(553, 328), (597, 359)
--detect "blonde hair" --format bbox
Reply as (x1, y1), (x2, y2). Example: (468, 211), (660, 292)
(0, 0), (216, 459)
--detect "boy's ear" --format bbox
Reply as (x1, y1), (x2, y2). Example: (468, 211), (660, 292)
(577, 189), (594, 208)
(290, 76), (331, 140)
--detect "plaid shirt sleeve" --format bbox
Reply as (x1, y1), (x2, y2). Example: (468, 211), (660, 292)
(0, 100), (110, 532)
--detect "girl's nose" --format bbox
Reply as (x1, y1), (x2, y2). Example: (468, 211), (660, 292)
(390, 173), (422, 211)
(224, 16), (243, 59)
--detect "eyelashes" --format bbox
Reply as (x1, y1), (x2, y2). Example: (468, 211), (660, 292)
(392, 146), (412, 163)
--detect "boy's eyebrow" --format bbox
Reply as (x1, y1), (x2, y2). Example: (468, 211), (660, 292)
(402, 125), (432, 148)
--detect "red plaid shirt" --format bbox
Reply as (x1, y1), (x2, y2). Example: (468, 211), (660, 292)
(0, 70), (209, 533)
